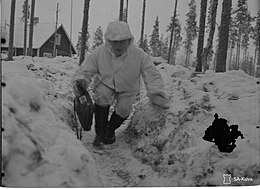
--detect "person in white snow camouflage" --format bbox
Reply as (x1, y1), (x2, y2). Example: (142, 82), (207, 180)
(72, 21), (168, 148)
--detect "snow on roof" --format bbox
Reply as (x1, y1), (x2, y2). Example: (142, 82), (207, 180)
(1, 23), (74, 50)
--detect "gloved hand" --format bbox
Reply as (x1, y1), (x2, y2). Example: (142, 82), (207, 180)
(149, 92), (169, 109)
(72, 79), (88, 97)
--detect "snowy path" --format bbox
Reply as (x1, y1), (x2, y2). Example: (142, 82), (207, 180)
(79, 119), (156, 187)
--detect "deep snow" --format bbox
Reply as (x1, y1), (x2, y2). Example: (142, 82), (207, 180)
(1, 56), (260, 187)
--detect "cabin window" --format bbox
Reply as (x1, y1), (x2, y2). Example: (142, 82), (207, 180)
(55, 34), (61, 45)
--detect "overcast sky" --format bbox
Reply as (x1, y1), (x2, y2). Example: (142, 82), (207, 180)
(1, 0), (259, 47)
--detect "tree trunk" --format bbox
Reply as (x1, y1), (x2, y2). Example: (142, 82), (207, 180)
(79, 0), (91, 65)
(229, 44), (234, 70)
(172, 30), (177, 65)
(253, 45), (257, 77)
(235, 33), (241, 70)
(8, 0), (16, 61)
(69, 0), (73, 57)
(215, 0), (232, 72)
(140, 0), (146, 49)
(195, 0), (207, 72)
(23, 0), (28, 55)
(119, 0), (124, 21)
(202, 0), (218, 72)
(28, 0), (35, 56)
(125, 0), (129, 22)
(258, 25), (260, 75)
(213, 49), (217, 70)
(53, 3), (59, 57)
(244, 47), (248, 73)
(167, 0), (178, 64)
(244, 48), (247, 64)
(185, 47), (190, 67)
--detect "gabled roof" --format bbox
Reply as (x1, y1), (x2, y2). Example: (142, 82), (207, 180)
(1, 23), (76, 52)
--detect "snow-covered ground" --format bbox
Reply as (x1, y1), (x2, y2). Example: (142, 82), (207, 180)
(2, 56), (259, 187)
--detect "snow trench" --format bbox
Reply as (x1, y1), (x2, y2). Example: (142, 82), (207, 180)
(2, 57), (101, 187)
(2, 57), (259, 186)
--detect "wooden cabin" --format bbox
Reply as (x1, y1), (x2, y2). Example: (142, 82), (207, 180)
(1, 23), (76, 57)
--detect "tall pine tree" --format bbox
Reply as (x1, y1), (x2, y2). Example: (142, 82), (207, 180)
(76, 31), (90, 56)
(8, 0), (16, 60)
(157, 34), (168, 59)
(92, 26), (104, 50)
(241, 55), (254, 76)
(150, 16), (160, 57)
(195, 0), (207, 71)
(167, 0), (178, 64)
(215, 0), (232, 72)
(184, 0), (197, 68)
(251, 10), (260, 77)
(234, 0), (253, 70)
(22, 0), (30, 55)
(119, 0), (124, 21)
(167, 15), (182, 65)
(20, 0), (30, 22)
(258, 11), (260, 78)
(241, 9), (253, 69)
(122, 0), (129, 22)
(79, 0), (91, 65)
(228, 16), (238, 70)
(142, 34), (150, 54)
(206, 0), (213, 33)
(28, 0), (35, 56)
(139, 0), (146, 50)
(202, 0), (218, 71)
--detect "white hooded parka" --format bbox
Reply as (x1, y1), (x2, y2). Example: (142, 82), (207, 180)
(72, 21), (166, 99)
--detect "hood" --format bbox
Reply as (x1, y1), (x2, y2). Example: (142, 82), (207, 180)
(104, 21), (134, 46)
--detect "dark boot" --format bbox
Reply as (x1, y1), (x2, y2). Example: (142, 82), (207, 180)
(104, 112), (127, 144)
(93, 104), (110, 148)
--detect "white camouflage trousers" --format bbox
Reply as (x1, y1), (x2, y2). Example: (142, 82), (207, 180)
(93, 81), (137, 118)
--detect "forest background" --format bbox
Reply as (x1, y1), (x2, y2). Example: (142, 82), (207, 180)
(1, 0), (260, 76)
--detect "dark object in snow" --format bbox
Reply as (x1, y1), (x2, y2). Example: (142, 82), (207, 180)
(1, 37), (6, 44)
(202, 113), (244, 153)
(228, 96), (239, 100)
(74, 84), (94, 135)
(1, 82), (6, 87)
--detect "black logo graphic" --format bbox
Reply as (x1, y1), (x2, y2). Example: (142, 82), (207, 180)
(203, 113), (244, 153)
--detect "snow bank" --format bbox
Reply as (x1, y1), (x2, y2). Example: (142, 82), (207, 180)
(151, 56), (167, 65)
(2, 58), (101, 187)
(125, 65), (260, 186)
(2, 56), (259, 187)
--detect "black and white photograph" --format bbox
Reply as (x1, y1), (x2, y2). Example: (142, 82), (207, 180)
(1, 0), (260, 187)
